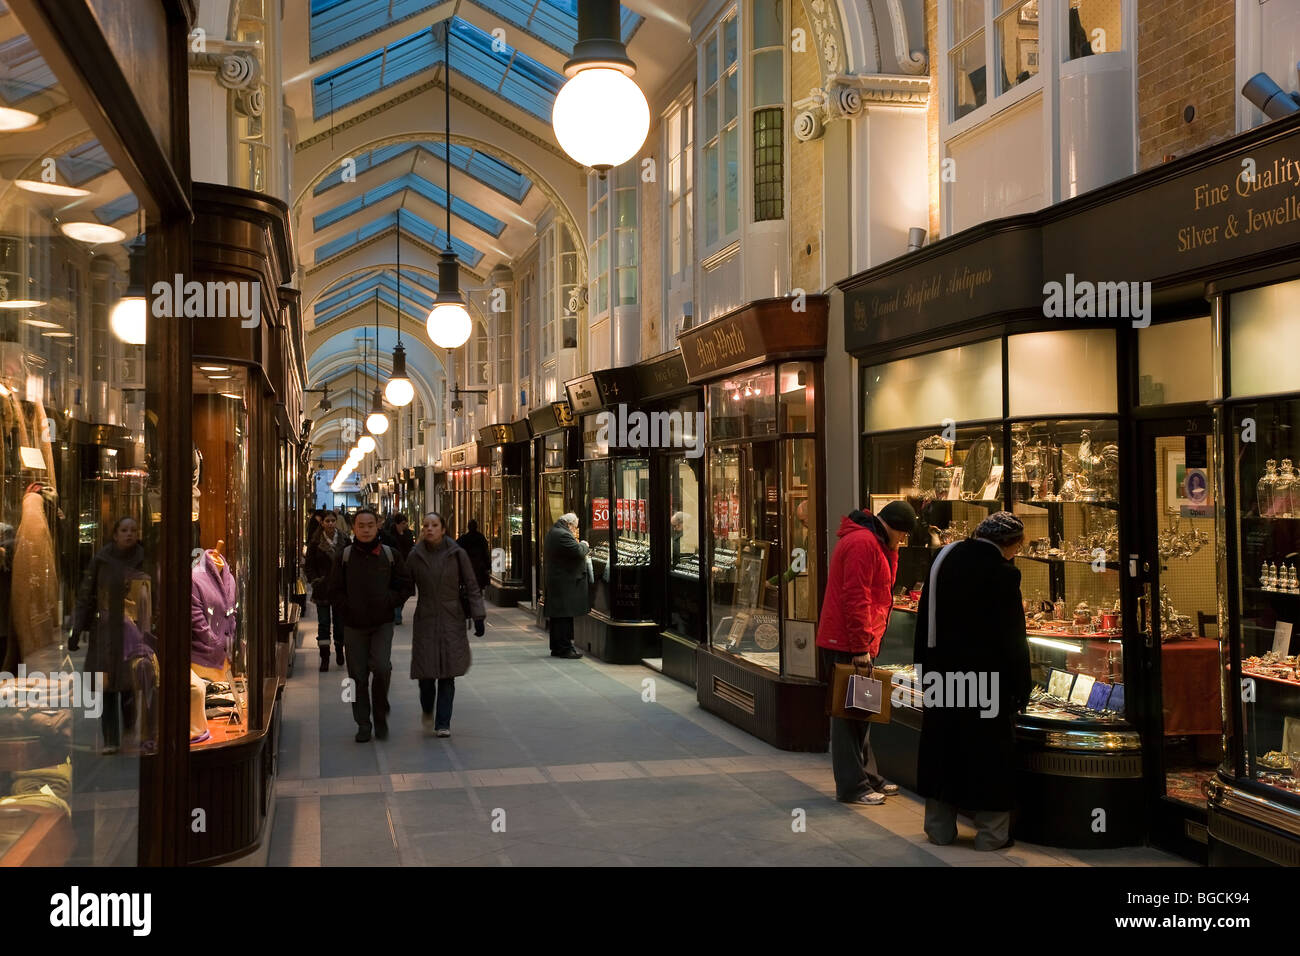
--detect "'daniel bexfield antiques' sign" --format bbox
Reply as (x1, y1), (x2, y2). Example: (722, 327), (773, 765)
(679, 296), (829, 382)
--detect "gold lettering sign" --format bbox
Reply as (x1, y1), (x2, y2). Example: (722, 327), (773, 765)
(1179, 155), (1300, 254)
(689, 319), (749, 374)
(553, 402), (574, 426)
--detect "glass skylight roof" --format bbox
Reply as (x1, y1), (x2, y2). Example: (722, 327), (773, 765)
(311, 17), (565, 122)
(309, 0), (640, 62)
(313, 171), (507, 237)
(95, 193), (139, 226)
(313, 141), (532, 204)
(314, 209), (483, 267)
(56, 141), (114, 186)
(314, 268), (439, 326)
(0, 33), (57, 106)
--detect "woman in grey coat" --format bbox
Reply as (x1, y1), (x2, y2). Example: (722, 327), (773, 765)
(407, 512), (485, 737)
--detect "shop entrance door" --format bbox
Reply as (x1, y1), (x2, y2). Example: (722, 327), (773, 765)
(1137, 417), (1223, 861)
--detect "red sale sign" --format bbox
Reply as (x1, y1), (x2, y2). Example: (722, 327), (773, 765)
(592, 497), (609, 530)
(637, 498), (646, 533)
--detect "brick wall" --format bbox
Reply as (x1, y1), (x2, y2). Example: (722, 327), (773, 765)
(789, 0), (823, 293)
(640, 117), (662, 359)
(1137, 0), (1236, 170)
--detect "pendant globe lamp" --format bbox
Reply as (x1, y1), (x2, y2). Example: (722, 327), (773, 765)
(110, 219), (148, 345)
(366, 292), (390, 435)
(551, 0), (649, 175)
(426, 21), (472, 350)
(384, 228), (415, 407)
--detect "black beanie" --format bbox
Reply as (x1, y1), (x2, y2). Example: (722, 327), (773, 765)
(878, 500), (918, 533)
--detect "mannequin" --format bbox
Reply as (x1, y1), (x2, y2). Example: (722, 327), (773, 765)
(190, 541), (236, 684)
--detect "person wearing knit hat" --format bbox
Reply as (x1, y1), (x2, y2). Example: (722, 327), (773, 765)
(912, 509), (1032, 850)
(816, 500), (914, 805)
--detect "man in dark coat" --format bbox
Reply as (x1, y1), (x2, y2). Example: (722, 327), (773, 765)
(407, 512), (486, 737)
(325, 508), (414, 742)
(304, 510), (346, 670)
(914, 511), (1032, 851)
(543, 514), (588, 659)
(456, 518), (492, 591)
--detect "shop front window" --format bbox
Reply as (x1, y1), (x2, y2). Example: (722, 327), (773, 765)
(191, 366), (252, 748)
(709, 442), (780, 670)
(668, 455), (703, 637)
(708, 368), (776, 439)
(584, 458), (612, 615)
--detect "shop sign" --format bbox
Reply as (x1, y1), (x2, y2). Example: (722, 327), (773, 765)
(479, 423), (512, 445)
(553, 401), (575, 426)
(679, 296), (828, 382)
(592, 497), (609, 530)
(634, 351), (689, 399)
(567, 376), (601, 413)
(449, 449), (466, 466)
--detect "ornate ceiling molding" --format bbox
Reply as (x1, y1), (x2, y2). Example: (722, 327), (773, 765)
(800, 0), (848, 79)
(884, 0), (929, 75)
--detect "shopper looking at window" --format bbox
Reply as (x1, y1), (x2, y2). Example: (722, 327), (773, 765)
(543, 513), (589, 660)
(913, 511), (1032, 851)
(816, 500), (917, 805)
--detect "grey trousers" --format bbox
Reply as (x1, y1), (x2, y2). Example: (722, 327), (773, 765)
(924, 798), (1012, 850)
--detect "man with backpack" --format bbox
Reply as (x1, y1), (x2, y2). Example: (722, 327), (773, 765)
(325, 508), (414, 742)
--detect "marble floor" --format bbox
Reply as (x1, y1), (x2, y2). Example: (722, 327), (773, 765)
(268, 605), (1190, 867)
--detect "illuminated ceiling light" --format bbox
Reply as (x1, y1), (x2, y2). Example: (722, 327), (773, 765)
(426, 23), (472, 351)
(0, 300), (46, 309)
(357, 435), (377, 454)
(366, 388), (390, 435)
(60, 221), (127, 244)
(20, 318), (60, 329)
(220, 392), (243, 400)
(206, 374), (233, 380)
(110, 232), (147, 344)
(551, 2), (649, 173)
(0, 106), (40, 131)
(14, 179), (91, 198)
(385, 232), (415, 406)
(199, 365), (228, 372)
(41, 331), (74, 338)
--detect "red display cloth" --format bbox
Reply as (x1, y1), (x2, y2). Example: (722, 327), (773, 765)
(1158, 638), (1222, 735)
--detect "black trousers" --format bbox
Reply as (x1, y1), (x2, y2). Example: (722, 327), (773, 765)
(344, 623), (394, 731)
(549, 616), (575, 654)
(819, 648), (887, 800)
(418, 678), (455, 730)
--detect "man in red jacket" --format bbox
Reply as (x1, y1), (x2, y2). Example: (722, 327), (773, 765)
(817, 500), (917, 805)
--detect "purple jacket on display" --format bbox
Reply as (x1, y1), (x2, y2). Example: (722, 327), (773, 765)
(191, 550), (236, 669)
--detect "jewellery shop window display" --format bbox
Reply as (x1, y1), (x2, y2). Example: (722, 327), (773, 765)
(578, 418), (656, 661)
(0, 41), (170, 862)
(488, 444), (526, 601)
(190, 366), (252, 749)
(1212, 277), (1300, 863)
(862, 331), (1141, 845)
(707, 363), (820, 680)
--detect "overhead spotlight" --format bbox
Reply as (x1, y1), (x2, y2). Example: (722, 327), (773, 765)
(1242, 71), (1300, 119)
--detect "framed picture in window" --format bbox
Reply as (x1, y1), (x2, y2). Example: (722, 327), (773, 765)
(1018, 38), (1039, 76)
(1019, 0), (1039, 24)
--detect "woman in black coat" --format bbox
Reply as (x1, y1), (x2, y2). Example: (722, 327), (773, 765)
(70, 517), (153, 754)
(913, 511), (1032, 851)
(543, 514), (588, 659)
(456, 519), (492, 591)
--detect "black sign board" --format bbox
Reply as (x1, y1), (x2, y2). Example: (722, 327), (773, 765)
(528, 400), (576, 435)
(566, 369), (635, 413)
(633, 350), (690, 403)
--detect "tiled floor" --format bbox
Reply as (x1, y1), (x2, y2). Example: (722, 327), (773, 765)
(268, 606), (1190, 867)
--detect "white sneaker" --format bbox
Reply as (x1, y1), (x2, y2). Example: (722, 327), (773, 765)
(435, 728), (451, 738)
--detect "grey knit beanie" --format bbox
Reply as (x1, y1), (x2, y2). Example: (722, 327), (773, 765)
(974, 511), (1026, 545)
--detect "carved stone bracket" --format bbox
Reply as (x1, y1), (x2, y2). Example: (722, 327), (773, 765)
(190, 43), (264, 116)
(793, 73), (929, 141)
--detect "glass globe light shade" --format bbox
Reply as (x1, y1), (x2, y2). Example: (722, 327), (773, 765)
(0, 106), (39, 131)
(552, 67), (649, 170)
(110, 296), (147, 345)
(357, 435), (377, 454)
(384, 375), (415, 407)
(366, 410), (390, 435)
(427, 302), (472, 349)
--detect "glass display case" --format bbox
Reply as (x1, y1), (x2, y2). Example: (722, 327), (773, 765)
(579, 446), (652, 621)
(488, 445), (526, 590)
(667, 455), (703, 638)
(190, 365), (252, 748)
(705, 362), (820, 676)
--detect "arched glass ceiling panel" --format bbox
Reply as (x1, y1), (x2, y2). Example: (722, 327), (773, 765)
(313, 209), (482, 267)
(0, 32), (57, 105)
(314, 269), (438, 326)
(95, 193), (139, 226)
(311, 18), (564, 122)
(314, 141), (531, 204)
(56, 141), (114, 186)
(310, 0), (440, 60)
(308, 0), (640, 61)
(313, 171), (507, 237)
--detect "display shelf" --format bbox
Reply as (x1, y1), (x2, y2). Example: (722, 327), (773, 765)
(1016, 553), (1121, 571)
(1026, 628), (1123, 641)
(1238, 666), (1300, 690)
(1019, 499), (1120, 510)
(1244, 586), (1300, 600)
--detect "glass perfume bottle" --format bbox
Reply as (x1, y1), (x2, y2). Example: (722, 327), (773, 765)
(1258, 459), (1279, 517)
(1278, 459), (1299, 518)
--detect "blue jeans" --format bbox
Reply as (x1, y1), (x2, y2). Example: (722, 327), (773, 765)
(418, 677), (455, 730)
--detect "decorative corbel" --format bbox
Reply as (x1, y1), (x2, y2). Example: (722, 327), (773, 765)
(189, 41), (263, 116)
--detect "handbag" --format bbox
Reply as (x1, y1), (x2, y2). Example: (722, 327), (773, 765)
(828, 662), (893, 724)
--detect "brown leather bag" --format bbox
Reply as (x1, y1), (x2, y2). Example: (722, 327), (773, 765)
(828, 662), (893, 724)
